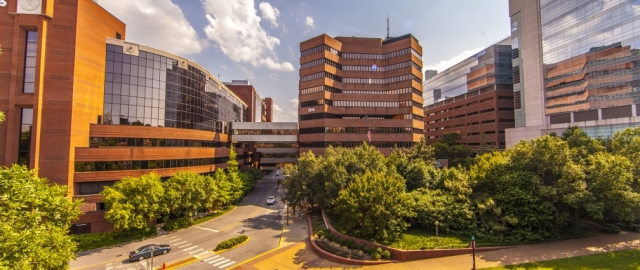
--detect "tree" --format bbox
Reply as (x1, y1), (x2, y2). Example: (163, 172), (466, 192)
(226, 146), (244, 200)
(102, 173), (165, 230)
(0, 165), (82, 269)
(282, 151), (319, 211)
(164, 172), (206, 220)
(406, 136), (436, 164)
(0, 111), (4, 123)
(561, 126), (606, 162)
(433, 132), (474, 167)
(387, 150), (439, 191)
(611, 127), (640, 179)
(212, 169), (232, 208)
(333, 171), (415, 243)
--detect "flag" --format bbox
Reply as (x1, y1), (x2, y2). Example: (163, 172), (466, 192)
(367, 129), (371, 144)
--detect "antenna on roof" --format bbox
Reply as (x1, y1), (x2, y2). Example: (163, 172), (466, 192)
(386, 14), (390, 40)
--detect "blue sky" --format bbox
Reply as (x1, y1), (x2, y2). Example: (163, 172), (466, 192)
(98, 0), (510, 122)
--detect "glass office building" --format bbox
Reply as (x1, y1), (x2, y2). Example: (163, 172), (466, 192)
(103, 44), (245, 134)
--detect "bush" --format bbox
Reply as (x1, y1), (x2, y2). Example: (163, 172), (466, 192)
(314, 230), (391, 260)
(73, 227), (156, 252)
(163, 206), (235, 231)
(215, 235), (249, 251)
(381, 250), (391, 259)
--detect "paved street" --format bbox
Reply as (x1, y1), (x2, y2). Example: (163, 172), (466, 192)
(71, 171), (286, 270)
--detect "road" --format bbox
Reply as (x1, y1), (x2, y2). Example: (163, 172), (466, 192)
(71, 170), (286, 270)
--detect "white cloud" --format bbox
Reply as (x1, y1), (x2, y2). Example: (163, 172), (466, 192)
(269, 73), (279, 79)
(202, 0), (294, 72)
(305, 16), (315, 28)
(258, 2), (280, 27)
(220, 65), (227, 69)
(98, 0), (205, 56)
(272, 98), (298, 122)
(238, 65), (255, 80)
(423, 47), (483, 72)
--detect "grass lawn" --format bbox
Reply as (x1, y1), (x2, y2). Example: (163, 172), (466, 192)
(481, 248), (640, 270)
(389, 227), (507, 250)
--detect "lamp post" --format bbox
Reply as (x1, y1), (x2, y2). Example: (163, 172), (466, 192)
(434, 220), (439, 248)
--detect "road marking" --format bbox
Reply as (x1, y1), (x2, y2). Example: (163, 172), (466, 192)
(195, 226), (219, 233)
(189, 248), (204, 254)
(173, 241), (187, 245)
(168, 238), (183, 243)
(219, 261), (236, 268)
(208, 257), (226, 264)
(165, 236), (178, 240)
(213, 259), (230, 266)
(178, 243), (192, 248)
(183, 246), (198, 251)
(203, 255), (220, 262)
(194, 251), (209, 257)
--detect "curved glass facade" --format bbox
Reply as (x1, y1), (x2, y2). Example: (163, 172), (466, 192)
(103, 44), (245, 133)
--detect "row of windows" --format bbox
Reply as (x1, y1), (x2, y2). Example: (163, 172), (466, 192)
(299, 113), (424, 121)
(233, 129), (298, 135)
(300, 85), (422, 96)
(299, 127), (424, 134)
(260, 153), (298, 158)
(300, 99), (421, 108)
(73, 155), (250, 172)
(89, 137), (229, 148)
(254, 143), (299, 148)
(299, 141), (416, 148)
(301, 45), (422, 59)
(342, 74), (421, 84)
(300, 44), (340, 57)
(300, 58), (341, 69)
(300, 72), (342, 82)
(342, 61), (421, 72)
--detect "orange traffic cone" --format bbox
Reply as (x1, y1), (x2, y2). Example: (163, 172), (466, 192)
(162, 262), (166, 269)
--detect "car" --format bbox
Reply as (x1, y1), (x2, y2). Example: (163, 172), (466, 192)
(266, 196), (276, 205)
(129, 244), (171, 262)
(276, 172), (280, 177)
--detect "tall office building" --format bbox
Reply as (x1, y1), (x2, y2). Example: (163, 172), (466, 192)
(298, 34), (424, 155)
(507, 0), (640, 146)
(424, 41), (515, 149)
(224, 80), (268, 123)
(0, 0), (251, 232)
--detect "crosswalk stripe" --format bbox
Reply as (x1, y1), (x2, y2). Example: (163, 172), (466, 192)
(189, 248), (204, 254)
(168, 238), (182, 242)
(195, 226), (219, 233)
(195, 251), (209, 257)
(178, 243), (192, 248)
(173, 241), (187, 245)
(218, 261), (236, 269)
(203, 255), (220, 262)
(165, 236), (178, 239)
(208, 257), (226, 264)
(183, 246), (198, 251)
(213, 259), (230, 266)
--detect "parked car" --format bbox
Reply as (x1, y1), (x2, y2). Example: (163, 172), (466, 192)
(129, 244), (171, 262)
(266, 196), (276, 205)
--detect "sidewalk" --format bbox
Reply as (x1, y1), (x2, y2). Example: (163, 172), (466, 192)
(234, 212), (640, 270)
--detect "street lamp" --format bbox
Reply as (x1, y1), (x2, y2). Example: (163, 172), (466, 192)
(434, 220), (440, 248)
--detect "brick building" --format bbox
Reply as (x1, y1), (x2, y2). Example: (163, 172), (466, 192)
(424, 42), (515, 149)
(298, 34), (424, 155)
(263, 97), (273, 122)
(224, 80), (268, 123)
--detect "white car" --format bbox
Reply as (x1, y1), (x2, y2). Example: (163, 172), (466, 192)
(266, 196), (276, 205)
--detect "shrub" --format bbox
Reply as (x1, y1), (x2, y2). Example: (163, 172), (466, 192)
(73, 227), (156, 252)
(215, 235), (249, 251)
(381, 250), (391, 260)
(163, 206), (235, 231)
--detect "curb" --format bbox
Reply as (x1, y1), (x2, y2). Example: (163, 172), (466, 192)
(155, 256), (198, 270)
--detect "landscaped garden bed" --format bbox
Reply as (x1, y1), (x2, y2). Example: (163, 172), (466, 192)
(314, 230), (390, 260)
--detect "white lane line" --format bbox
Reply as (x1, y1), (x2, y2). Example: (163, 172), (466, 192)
(165, 236), (178, 240)
(207, 257), (226, 264)
(168, 238), (183, 243)
(178, 243), (192, 248)
(219, 261), (236, 269)
(173, 241), (187, 245)
(194, 251), (209, 257)
(188, 248), (204, 254)
(195, 226), (219, 233)
(203, 255), (220, 262)
(183, 246), (198, 251)
(213, 259), (230, 267)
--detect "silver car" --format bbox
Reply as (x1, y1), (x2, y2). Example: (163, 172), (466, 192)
(266, 196), (275, 205)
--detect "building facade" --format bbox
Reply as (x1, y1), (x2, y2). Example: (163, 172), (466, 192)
(507, 0), (640, 146)
(224, 80), (268, 123)
(298, 34), (424, 155)
(424, 43), (515, 148)
(231, 122), (298, 171)
(264, 97), (273, 122)
(0, 0), (251, 233)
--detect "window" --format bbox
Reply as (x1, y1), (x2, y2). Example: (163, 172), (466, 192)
(115, 32), (122, 40)
(514, 91), (522, 109)
(18, 108), (33, 167)
(23, 31), (37, 94)
(513, 66), (521, 84)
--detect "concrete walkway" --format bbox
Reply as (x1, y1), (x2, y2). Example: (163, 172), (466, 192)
(233, 213), (640, 270)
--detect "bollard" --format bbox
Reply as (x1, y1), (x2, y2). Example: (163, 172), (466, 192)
(162, 262), (166, 269)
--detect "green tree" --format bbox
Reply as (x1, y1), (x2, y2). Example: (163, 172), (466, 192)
(282, 151), (319, 211)
(433, 132), (474, 167)
(164, 172), (206, 220)
(213, 169), (232, 208)
(611, 127), (640, 179)
(334, 171), (415, 243)
(0, 111), (4, 123)
(561, 126), (606, 162)
(0, 165), (82, 269)
(406, 136), (436, 164)
(387, 150), (439, 191)
(102, 173), (165, 230)
(226, 146), (244, 200)
(200, 175), (219, 212)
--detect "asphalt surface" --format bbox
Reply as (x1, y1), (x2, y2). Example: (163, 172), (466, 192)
(70, 170), (286, 270)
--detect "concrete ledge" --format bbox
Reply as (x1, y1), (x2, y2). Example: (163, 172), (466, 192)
(321, 209), (513, 261)
(307, 214), (391, 265)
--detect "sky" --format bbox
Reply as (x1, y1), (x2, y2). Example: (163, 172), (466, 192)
(97, 0), (510, 122)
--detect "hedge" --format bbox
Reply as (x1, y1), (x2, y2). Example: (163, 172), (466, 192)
(215, 235), (249, 251)
(163, 206), (236, 232)
(73, 226), (156, 252)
